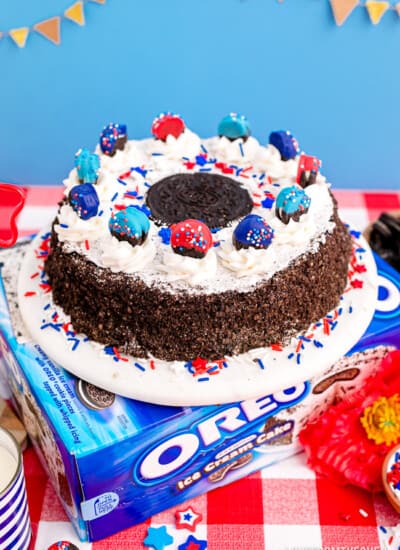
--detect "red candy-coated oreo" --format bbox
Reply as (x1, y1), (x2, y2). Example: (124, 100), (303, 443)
(170, 219), (212, 259)
(152, 113), (185, 141)
(0, 184), (26, 248)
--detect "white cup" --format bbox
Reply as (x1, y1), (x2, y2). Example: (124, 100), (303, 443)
(0, 426), (31, 550)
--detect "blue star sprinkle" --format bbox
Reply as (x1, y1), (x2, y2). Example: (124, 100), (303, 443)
(144, 526), (173, 550)
(261, 196), (275, 209)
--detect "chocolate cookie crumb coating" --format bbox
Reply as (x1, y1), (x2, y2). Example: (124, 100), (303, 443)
(45, 205), (352, 362)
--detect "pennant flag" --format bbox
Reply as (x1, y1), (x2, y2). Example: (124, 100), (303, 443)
(9, 27), (29, 48)
(65, 2), (85, 26)
(34, 16), (61, 45)
(365, 1), (390, 24)
(330, 0), (359, 26)
(395, 2), (400, 16)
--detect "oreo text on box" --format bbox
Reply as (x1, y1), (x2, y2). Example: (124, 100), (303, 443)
(0, 252), (399, 542)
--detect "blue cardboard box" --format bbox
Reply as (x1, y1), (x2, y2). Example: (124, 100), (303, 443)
(0, 251), (399, 542)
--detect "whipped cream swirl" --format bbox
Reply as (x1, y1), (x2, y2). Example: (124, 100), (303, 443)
(55, 204), (109, 243)
(157, 248), (218, 286)
(100, 235), (156, 274)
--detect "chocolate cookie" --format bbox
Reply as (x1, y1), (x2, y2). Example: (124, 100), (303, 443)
(146, 173), (253, 229)
(75, 379), (115, 410)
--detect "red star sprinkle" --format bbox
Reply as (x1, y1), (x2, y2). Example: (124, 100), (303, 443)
(351, 279), (364, 289)
(353, 264), (367, 274)
(175, 506), (203, 532)
(0, 184), (26, 248)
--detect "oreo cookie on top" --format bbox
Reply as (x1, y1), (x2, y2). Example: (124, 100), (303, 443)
(218, 113), (251, 142)
(109, 206), (150, 247)
(100, 123), (127, 156)
(170, 219), (213, 259)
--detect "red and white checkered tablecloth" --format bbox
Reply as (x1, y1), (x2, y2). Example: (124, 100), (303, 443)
(6, 187), (400, 549)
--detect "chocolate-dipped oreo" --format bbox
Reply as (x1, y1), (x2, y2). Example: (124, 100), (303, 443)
(296, 154), (322, 188)
(170, 219), (212, 258)
(146, 172), (253, 229)
(74, 148), (100, 184)
(275, 185), (311, 225)
(233, 214), (274, 250)
(151, 112), (185, 141)
(109, 206), (150, 247)
(68, 183), (99, 220)
(100, 123), (127, 156)
(269, 130), (299, 161)
(218, 113), (251, 142)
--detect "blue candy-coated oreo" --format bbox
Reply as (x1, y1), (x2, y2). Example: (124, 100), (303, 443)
(100, 123), (127, 156)
(109, 205), (150, 246)
(269, 130), (299, 161)
(74, 148), (100, 184)
(68, 183), (99, 220)
(218, 113), (251, 141)
(233, 214), (274, 250)
(275, 185), (311, 224)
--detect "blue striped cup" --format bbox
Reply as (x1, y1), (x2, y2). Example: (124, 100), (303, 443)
(0, 427), (31, 550)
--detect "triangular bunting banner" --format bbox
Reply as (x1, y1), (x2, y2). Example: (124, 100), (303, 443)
(365, 1), (390, 24)
(9, 27), (29, 48)
(34, 16), (61, 45)
(64, 2), (85, 26)
(330, 0), (359, 26)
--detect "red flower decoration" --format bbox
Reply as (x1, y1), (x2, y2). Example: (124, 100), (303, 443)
(0, 184), (26, 248)
(299, 350), (400, 492)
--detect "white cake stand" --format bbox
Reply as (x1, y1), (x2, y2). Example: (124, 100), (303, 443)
(18, 229), (377, 406)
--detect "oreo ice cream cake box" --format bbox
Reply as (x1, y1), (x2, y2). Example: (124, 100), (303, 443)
(0, 247), (399, 542)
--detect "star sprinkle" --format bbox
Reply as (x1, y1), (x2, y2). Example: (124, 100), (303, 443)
(144, 526), (173, 550)
(178, 534), (207, 550)
(175, 506), (203, 532)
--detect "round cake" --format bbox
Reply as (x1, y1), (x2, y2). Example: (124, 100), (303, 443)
(44, 113), (352, 363)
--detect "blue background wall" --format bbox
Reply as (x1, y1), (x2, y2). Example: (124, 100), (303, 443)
(1, 0), (400, 189)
